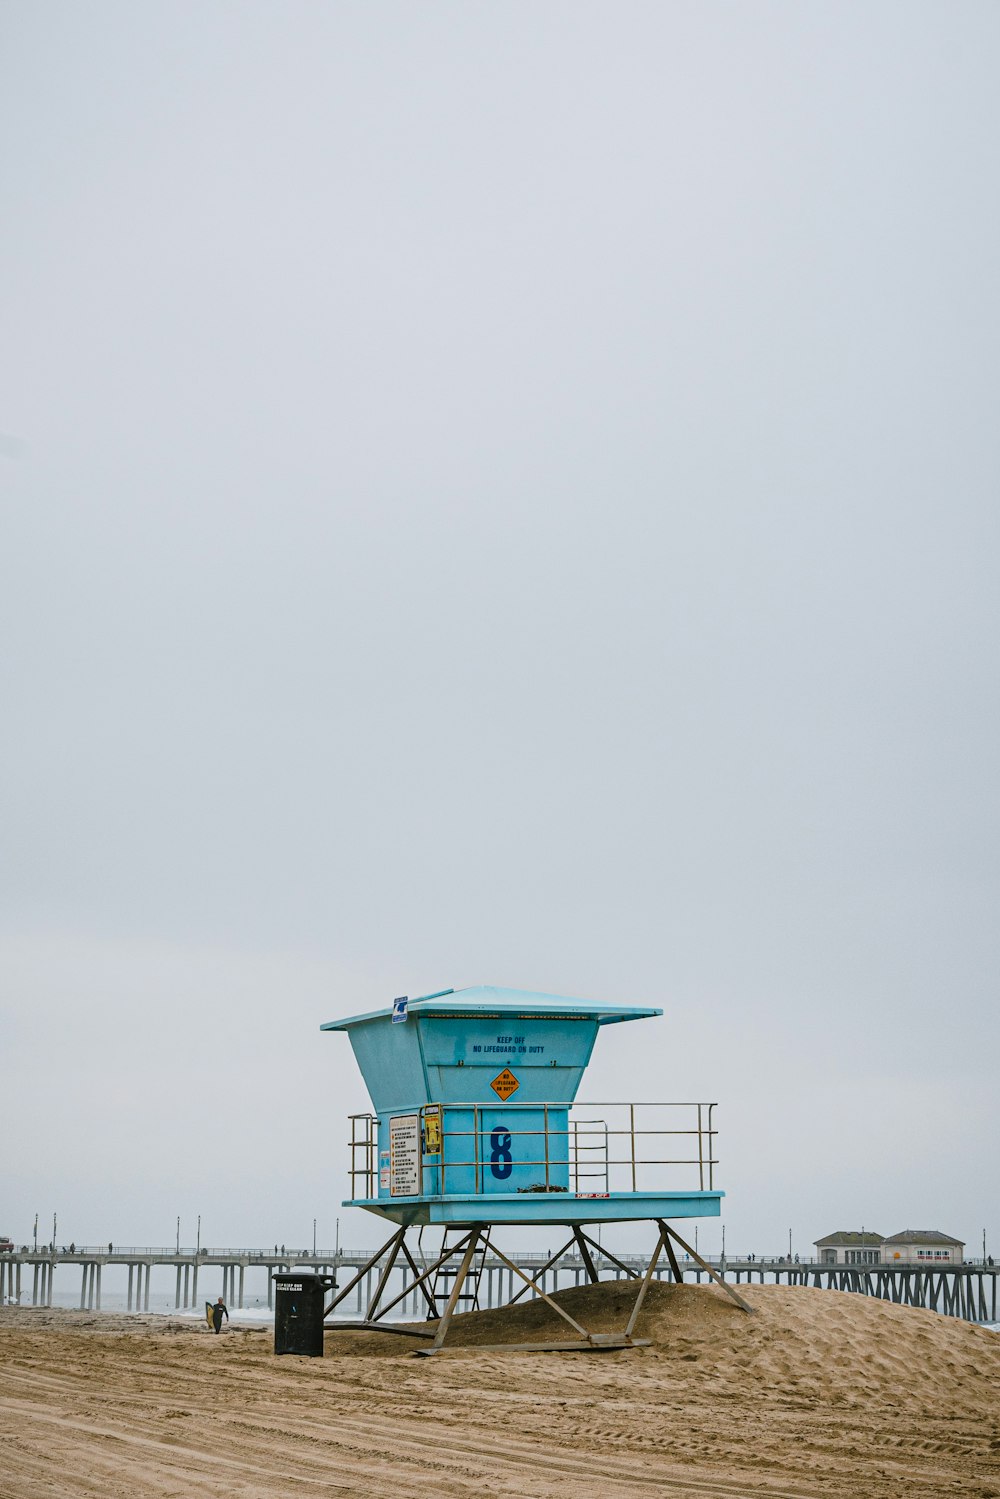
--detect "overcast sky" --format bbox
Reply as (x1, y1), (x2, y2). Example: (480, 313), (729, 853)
(2, 1), (998, 1261)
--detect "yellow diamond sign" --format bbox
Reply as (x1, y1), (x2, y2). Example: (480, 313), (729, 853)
(490, 1067), (520, 1101)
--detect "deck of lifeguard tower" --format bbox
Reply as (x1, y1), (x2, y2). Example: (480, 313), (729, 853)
(319, 985), (745, 1352)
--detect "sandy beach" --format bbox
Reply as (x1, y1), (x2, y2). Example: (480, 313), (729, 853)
(2, 1282), (999, 1498)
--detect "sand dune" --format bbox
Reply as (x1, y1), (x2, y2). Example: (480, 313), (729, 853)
(2, 1283), (999, 1497)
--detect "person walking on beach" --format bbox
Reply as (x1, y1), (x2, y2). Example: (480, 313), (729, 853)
(211, 1296), (229, 1334)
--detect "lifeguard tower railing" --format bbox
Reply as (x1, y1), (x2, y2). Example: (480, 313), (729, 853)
(348, 1100), (717, 1200)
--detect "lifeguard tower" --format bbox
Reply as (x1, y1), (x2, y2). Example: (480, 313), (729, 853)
(320, 985), (749, 1352)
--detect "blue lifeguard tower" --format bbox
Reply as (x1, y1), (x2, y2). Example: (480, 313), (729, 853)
(320, 986), (748, 1351)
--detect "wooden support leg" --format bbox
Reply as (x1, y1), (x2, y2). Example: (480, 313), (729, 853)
(323, 1228), (409, 1317)
(365, 1233), (475, 1324)
(578, 1232), (640, 1280)
(661, 1223), (754, 1315)
(573, 1227), (600, 1283)
(364, 1230), (405, 1322)
(428, 1231), (481, 1351)
(478, 1235), (591, 1340)
(398, 1236), (443, 1320)
(624, 1226), (668, 1338)
(508, 1236), (576, 1306)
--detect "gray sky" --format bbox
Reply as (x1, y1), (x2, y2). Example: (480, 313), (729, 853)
(2, 1), (998, 1259)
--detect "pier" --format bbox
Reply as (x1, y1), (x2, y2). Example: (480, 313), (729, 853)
(1, 1246), (996, 1324)
(0, 1247), (341, 1314)
(721, 1257), (998, 1323)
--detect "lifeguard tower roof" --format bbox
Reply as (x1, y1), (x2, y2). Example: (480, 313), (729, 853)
(320, 984), (662, 1031)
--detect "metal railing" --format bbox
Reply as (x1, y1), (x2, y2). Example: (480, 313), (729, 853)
(349, 1111), (379, 1204)
(573, 1116), (609, 1192)
(14, 1246), (343, 1260)
(348, 1100), (717, 1199)
(6, 1244), (991, 1274)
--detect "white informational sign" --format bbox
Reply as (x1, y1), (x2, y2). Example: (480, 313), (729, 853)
(389, 1114), (420, 1197)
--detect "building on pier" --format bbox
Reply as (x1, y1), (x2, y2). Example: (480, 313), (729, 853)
(814, 1230), (883, 1265)
(813, 1227), (966, 1266)
(881, 1229), (964, 1264)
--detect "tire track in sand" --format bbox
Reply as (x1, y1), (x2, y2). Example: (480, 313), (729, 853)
(0, 1391), (843, 1499)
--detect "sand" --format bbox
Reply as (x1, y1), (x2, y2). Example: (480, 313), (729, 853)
(2, 1283), (999, 1498)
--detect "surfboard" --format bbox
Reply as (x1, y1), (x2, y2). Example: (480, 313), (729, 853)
(205, 1301), (214, 1329)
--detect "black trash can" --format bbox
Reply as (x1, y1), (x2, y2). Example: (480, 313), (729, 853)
(273, 1271), (330, 1357)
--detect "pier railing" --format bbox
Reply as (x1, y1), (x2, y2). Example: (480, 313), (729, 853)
(19, 1247), (338, 1260)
